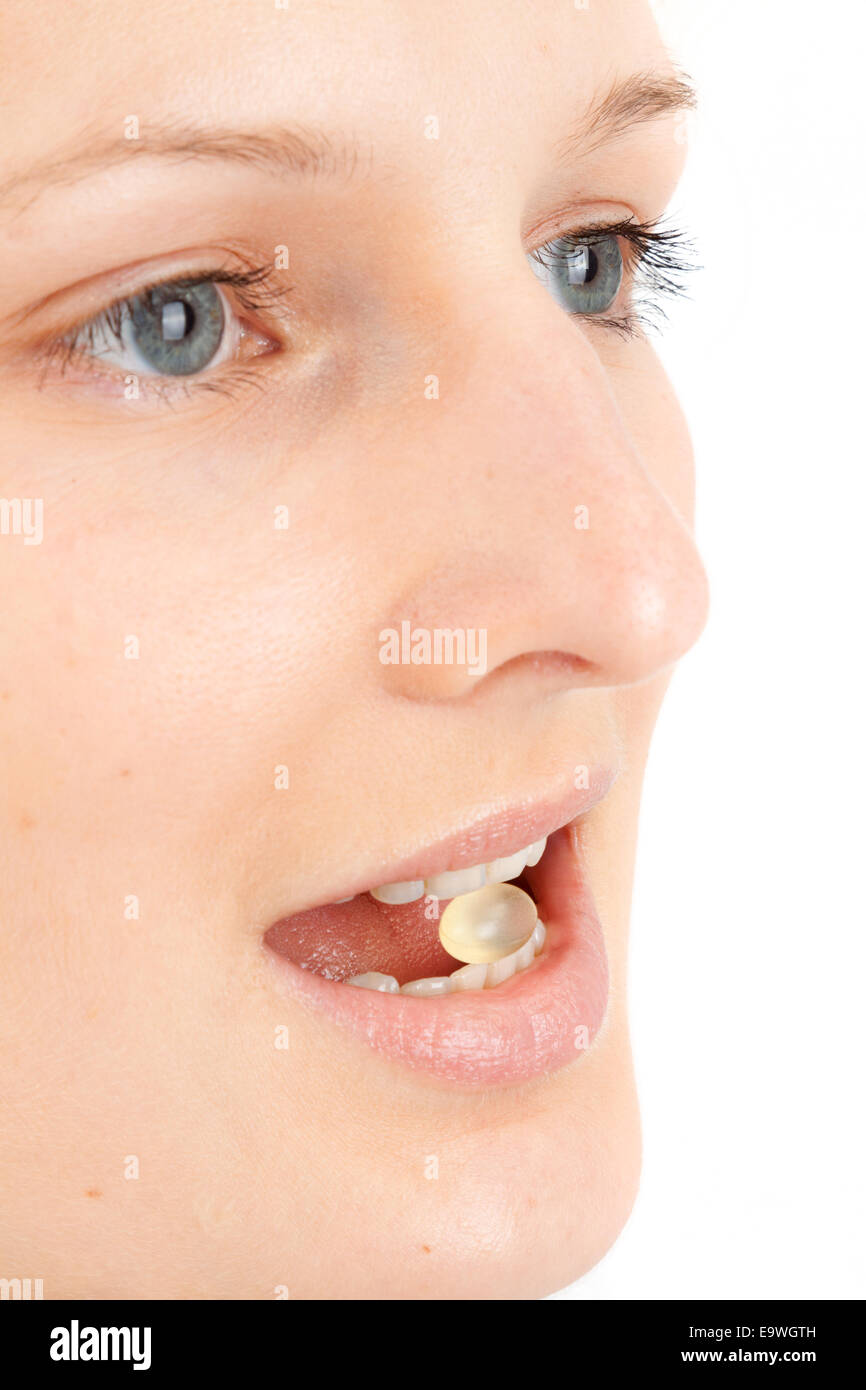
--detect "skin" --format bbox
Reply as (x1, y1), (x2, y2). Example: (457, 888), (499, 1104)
(0, 0), (708, 1299)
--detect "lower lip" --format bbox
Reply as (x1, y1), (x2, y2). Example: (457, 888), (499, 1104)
(262, 822), (609, 1088)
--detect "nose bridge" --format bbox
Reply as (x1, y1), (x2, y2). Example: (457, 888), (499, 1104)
(428, 266), (667, 527)
(375, 281), (708, 696)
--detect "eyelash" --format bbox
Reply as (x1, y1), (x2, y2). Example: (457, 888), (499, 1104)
(38, 261), (291, 400)
(529, 216), (696, 336)
(37, 216), (694, 399)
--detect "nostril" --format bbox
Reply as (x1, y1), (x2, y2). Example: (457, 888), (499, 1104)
(462, 649), (599, 698)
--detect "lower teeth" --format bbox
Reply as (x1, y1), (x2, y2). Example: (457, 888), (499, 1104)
(347, 919), (546, 996)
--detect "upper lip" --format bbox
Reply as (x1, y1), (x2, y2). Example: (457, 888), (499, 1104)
(302, 765), (618, 909)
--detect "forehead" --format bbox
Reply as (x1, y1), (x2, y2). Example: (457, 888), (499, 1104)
(0, 0), (667, 177)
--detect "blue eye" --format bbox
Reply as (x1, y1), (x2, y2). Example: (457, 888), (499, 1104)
(85, 280), (233, 377)
(61, 265), (286, 383)
(127, 282), (225, 375)
(530, 234), (623, 316)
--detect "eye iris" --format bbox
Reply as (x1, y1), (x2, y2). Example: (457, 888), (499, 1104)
(533, 234), (623, 315)
(129, 282), (224, 375)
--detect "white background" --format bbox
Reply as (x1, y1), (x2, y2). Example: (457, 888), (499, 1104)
(556, 0), (865, 1299)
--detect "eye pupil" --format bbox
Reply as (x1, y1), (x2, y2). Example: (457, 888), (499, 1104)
(531, 234), (622, 316)
(129, 282), (225, 375)
(566, 245), (595, 286)
(161, 299), (194, 342)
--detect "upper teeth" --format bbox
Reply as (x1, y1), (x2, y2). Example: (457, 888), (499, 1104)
(367, 836), (547, 905)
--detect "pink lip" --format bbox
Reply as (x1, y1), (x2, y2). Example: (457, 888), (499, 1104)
(307, 765), (617, 906)
(263, 821), (609, 1087)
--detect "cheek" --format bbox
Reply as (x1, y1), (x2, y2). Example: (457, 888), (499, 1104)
(0, 500), (328, 827)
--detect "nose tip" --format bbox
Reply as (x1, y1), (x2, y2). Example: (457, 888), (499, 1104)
(376, 508), (708, 702)
(594, 531), (710, 685)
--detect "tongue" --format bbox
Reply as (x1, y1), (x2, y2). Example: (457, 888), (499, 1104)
(264, 894), (458, 984)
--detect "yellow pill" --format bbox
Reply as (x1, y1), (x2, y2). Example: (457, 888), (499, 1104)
(438, 883), (537, 965)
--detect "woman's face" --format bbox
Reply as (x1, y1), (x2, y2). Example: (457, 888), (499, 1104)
(0, 0), (707, 1297)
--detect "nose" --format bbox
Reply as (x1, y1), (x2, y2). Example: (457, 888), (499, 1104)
(375, 272), (709, 700)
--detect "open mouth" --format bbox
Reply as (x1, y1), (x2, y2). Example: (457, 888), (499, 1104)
(263, 778), (614, 1087)
(265, 834), (549, 994)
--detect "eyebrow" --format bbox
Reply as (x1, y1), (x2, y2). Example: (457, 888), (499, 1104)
(558, 69), (696, 161)
(0, 121), (364, 212)
(0, 68), (694, 214)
